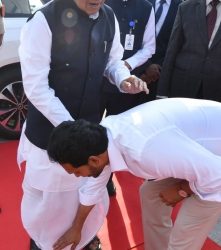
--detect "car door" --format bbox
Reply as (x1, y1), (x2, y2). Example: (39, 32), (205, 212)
(0, 0), (43, 139)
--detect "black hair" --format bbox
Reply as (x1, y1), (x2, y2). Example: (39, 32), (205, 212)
(47, 119), (108, 167)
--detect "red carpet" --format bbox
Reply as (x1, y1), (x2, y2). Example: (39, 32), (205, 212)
(98, 173), (221, 250)
(0, 141), (220, 250)
(0, 141), (29, 250)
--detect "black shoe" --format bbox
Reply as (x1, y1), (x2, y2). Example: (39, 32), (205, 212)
(83, 236), (101, 250)
(30, 239), (41, 250)
(107, 180), (116, 196)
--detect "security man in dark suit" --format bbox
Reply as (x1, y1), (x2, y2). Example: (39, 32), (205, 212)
(142, 0), (181, 101)
(101, 0), (155, 114)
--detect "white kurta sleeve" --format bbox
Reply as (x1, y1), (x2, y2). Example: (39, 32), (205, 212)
(125, 8), (156, 70)
(19, 11), (73, 127)
(104, 15), (131, 90)
(79, 165), (112, 206)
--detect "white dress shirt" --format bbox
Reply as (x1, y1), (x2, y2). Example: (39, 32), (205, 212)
(102, 98), (221, 202)
(155, 0), (171, 36)
(125, 8), (156, 70)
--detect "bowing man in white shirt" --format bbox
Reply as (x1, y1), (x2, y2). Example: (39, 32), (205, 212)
(18, 0), (149, 250)
(48, 98), (221, 250)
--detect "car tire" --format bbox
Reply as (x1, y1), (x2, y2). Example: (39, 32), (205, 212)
(0, 65), (27, 139)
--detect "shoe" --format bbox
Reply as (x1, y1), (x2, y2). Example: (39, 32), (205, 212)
(30, 239), (41, 250)
(107, 180), (116, 196)
(83, 236), (101, 250)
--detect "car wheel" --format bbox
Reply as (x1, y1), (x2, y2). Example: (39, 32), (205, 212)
(0, 66), (27, 139)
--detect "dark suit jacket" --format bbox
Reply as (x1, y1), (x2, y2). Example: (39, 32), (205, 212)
(157, 0), (221, 101)
(145, 0), (180, 101)
(148, 0), (181, 66)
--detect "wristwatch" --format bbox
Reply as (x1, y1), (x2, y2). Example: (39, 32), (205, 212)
(178, 189), (189, 198)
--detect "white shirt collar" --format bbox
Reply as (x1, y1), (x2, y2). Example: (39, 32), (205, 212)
(206, 0), (221, 5)
(156, 0), (171, 7)
(89, 12), (99, 20)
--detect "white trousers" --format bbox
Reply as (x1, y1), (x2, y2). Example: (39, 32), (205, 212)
(140, 178), (221, 250)
(21, 179), (109, 250)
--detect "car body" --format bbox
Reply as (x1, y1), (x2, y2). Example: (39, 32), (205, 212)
(0, 0), (43, 139)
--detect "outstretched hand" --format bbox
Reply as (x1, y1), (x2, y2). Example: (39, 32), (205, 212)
(53, 226), (81, 250)
(120, 75), (149, 94)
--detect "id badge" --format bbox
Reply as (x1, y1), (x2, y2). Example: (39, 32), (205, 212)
(124, 34), (135, 50)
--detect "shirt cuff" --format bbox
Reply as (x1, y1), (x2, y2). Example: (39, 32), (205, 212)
(79, 189), (107, 206)
(125, 58), (137, 71)
(114, 71), (131, 93)
(189, 182), (206, 201)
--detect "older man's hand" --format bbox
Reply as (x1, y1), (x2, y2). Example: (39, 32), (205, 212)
(120, 75), (149, 94)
